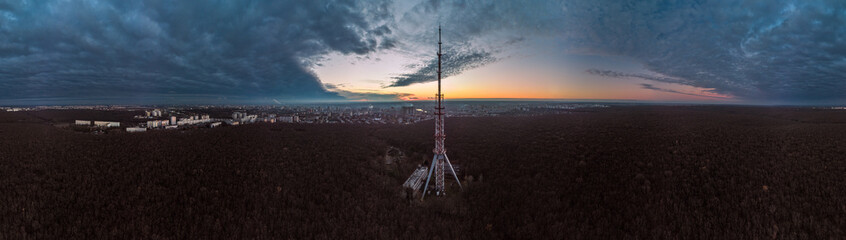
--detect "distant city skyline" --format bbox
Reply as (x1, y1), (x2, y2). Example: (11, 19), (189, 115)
(0, 1), (844, 105)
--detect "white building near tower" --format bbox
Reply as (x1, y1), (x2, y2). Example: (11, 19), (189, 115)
(93, 121), (120, 127)
(126, 127), (146, 133)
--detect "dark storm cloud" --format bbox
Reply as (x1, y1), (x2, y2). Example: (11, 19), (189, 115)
(387, 48), (495, 87)
(4, 0), (846, 104)
(397, 0), (566, 44)
(397, 0), (846, 102)
(559, 0), (846, 101)
(0, 0), (395, 102)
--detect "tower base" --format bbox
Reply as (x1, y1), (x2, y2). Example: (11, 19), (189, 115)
(421, 153), (462, 200)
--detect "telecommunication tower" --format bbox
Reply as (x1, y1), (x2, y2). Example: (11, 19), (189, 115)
(421, 26), (462, 200)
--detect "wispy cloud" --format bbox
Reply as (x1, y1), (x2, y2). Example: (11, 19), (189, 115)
(639, 84), (731, 99)
(326, 83), (411, 101)
(585, 69), (690, 85)
(386, 48), (496, 87)
(587, 69), (730, 99)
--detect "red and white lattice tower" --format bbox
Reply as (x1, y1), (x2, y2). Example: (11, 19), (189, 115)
(422, 26), (462, 200)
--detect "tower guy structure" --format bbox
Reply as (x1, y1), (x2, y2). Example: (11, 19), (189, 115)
(421, 26), (462, 200)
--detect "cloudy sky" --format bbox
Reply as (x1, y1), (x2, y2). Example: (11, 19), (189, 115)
(0, 0), (844, 105)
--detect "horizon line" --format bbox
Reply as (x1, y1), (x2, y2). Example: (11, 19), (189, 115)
(3, 97), (846, 107)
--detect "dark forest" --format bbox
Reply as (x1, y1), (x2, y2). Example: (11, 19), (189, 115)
(2, 106), (846, 238)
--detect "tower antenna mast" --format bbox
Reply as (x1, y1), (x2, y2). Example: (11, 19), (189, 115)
(422, 26), (462, 200)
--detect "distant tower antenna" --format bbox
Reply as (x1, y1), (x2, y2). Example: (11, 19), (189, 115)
(422, 26), (462, 200)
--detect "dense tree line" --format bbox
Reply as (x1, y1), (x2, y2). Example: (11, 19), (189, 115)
(1, 106), (845, 238)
